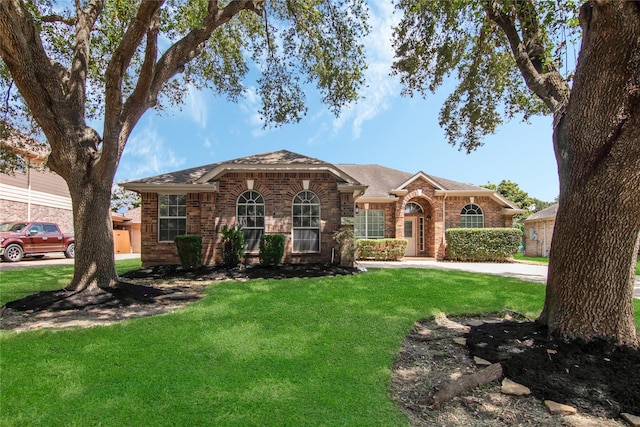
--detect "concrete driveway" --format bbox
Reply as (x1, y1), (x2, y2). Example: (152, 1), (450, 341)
(0, 253), (140, 271)
(358, 258), (640, 299)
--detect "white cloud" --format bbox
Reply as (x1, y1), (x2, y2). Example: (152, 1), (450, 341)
(185, 85), (208, 129)
(239, 87), (270, 137)
(332, 0), (401, 138)
(116, 120), (185, 181)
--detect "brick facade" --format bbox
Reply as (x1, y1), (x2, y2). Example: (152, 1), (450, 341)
(128, 151), (522, 266)
(356, 181), (518, 260)
(139, 172), (355, 267)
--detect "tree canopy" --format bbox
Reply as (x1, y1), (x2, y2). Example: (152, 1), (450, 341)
(1, 0), (369, 147)
(392, 0), (578, 152)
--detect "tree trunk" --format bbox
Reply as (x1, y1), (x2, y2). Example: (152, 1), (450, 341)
(65, 177), (119, 291)
(540, 1), (640, 347)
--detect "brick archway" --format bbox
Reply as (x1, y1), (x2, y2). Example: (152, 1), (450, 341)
(398, 192), (437, 257)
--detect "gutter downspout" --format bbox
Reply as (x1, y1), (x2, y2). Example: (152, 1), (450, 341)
(442, 193), (447, 244)
(27, 158), (32, 221)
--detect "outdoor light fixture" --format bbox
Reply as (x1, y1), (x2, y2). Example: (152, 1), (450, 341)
(355, 205), (360, 215)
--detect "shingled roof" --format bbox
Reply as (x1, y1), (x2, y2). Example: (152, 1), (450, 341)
(337, 164), (493, 199)
(121, 150), (521, 212)
(524, 204), (558, 222)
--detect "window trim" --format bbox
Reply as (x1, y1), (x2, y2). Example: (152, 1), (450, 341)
(460, 203), (484, 228)
(158, 194), (187, 242)
(354, 209), (385, 239)
(404, 202), (424, 214)
(236, 190), (265, 253)
(292, 190), (321, 253)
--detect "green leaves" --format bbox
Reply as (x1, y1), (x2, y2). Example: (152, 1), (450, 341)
(392, 0), (578, 152)
(3, 0), (370, 137)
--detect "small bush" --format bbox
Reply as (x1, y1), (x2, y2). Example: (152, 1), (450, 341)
(221, 225), (245, 267)
(174, 235), (203, 270)
(356, 239), (407, 261)
(259, 234), (285, 266)
(446, 228), (521, 262)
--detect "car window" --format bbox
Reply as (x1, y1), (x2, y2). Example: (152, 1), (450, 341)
(43, 224), (58, 233)
(28, 224), (43, 234)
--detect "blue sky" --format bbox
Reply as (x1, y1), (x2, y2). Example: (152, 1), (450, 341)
(115, 1), (560, 203)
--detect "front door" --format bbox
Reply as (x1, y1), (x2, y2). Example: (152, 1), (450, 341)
(404, 218), (416, 257)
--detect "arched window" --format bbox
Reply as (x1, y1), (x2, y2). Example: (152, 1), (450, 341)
(292, 190), (320, 252)
(460, 203), (484, 228)
(404, 202), (424, 214)
(237, 190), (265, 252)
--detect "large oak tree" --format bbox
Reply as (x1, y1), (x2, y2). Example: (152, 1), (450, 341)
(0, 0), (368, 291)
(393, 0), (639, 346)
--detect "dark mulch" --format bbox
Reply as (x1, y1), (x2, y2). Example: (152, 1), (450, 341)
(120, 262), (359, 281)
(3, 263), (358, 315)
(466, 320), (640, 418)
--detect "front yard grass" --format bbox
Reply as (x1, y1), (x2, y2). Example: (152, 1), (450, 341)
(2, 263), (639, 426)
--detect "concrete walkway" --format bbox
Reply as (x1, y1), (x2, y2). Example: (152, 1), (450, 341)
(358, 258), (640, 299)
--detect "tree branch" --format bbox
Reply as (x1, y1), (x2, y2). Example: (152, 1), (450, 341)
(483, 0), (569, 114)
(0, 0), (65, 141)
(147, 0), (259, 105)
(117, 12), (160, 161)
(68, 0), (104, 118)
(104, 0), (164, 133)
(40, 14), (77, 25)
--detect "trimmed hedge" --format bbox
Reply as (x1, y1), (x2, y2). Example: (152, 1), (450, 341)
(445, 228), (521, 262)
(259, 234), (285, 266)
(174, 234), (203, 270)
(356, 239), (407, 261)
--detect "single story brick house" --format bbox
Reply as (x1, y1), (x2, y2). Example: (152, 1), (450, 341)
(122, 150), (524, 266)
(523, 204), (558, 257)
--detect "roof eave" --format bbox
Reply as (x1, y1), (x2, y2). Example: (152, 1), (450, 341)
(120, 182), (219, 193)
(356, 196), (399, 203)
(195, 163), (362, 185)
(394, 172), (445, 192)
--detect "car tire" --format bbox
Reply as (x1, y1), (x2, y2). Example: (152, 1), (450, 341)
(3, 244), (24, 262)
(64, 242), (75, 258)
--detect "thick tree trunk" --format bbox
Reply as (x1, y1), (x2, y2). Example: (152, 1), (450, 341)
(65, 176), (119, 291)
(540, 1), (640, 347)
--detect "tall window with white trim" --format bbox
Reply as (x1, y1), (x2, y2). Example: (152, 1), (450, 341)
(237, 190), (265, 252)
(292, 190), (320, 252)
(158, 194), (187, 241)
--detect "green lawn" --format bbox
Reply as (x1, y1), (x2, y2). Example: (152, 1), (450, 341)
(1, 262), (639, 426)
(0, 259), (142, 305)
(514, 253), (640, 275)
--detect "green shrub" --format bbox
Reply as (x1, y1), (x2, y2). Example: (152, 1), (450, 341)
(259, 234), (285, 266)
(446, 228), (521, 261)
(356, 239), (407, 261)
(174, 235), (203, 270)
(221, 225), (245, 267)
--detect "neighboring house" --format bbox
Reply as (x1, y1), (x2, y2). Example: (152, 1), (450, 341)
(523, 204), (558, 257)
(0, 135), (73, 233)
(111, 207), (141, 254)
(122, 150), (525, 267)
